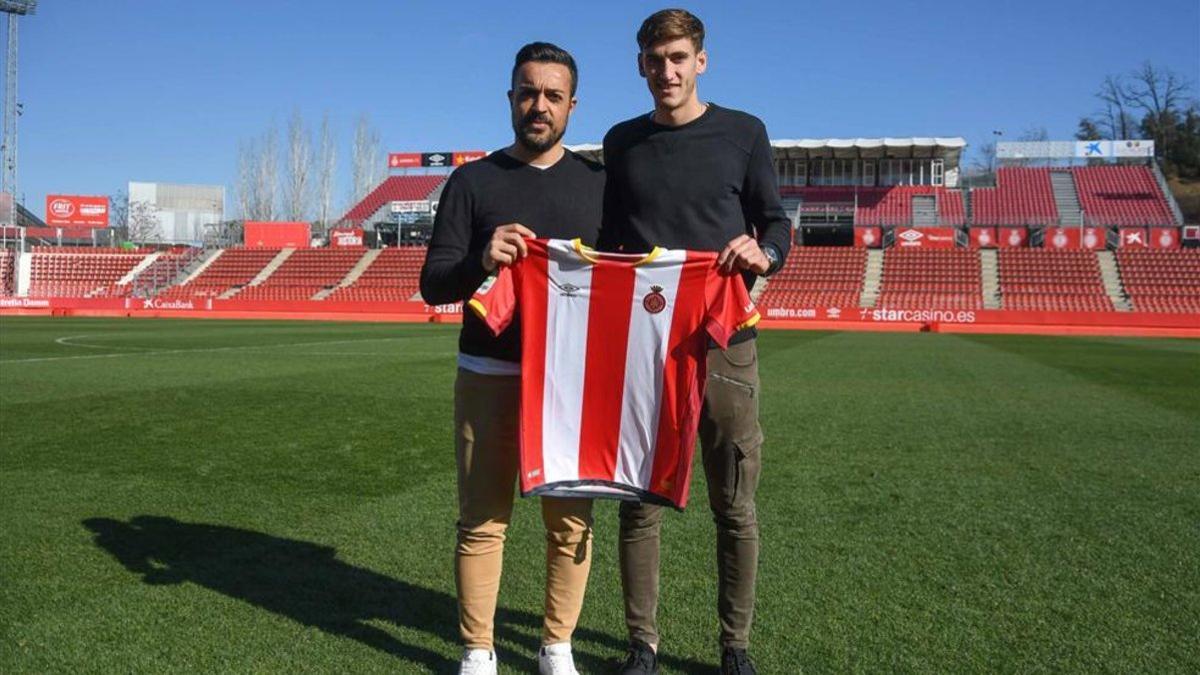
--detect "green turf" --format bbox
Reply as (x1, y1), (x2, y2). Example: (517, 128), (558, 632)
(1, 317), (1197, 673)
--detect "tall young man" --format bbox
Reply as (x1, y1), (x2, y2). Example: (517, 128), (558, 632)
(420, 42), (605, 675)
(598, 10), (791, 675)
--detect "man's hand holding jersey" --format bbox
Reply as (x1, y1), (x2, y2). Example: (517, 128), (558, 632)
(482, 223), (537, 272)
(717, 234), (772, 275)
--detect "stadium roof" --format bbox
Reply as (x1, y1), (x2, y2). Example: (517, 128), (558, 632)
(771, 137), (966, 161)
(568, 137), (967, 167)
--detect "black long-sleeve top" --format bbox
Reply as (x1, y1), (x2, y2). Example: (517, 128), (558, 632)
(598, 104), (792, 344)
(599, 103), (791, 272)
(419, 149), (605, 362)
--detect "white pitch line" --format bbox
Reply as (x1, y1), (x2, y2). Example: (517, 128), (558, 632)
(55, 334), (153, 351)
(1, 336), (423, 365)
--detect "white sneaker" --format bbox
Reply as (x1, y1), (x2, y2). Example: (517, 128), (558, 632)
(459, 648), (497, 675)
(538, 642), (580, 675)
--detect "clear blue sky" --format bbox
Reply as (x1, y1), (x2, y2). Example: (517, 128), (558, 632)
(12, 0), (1200, 218)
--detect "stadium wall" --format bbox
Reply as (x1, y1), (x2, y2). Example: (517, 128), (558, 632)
(2, 297), (1197, 338)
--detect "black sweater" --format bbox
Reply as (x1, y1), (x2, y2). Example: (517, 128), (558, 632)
(598, 103), (792, 282)
(419, 149), (605, 362)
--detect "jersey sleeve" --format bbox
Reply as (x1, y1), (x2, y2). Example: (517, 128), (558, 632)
(467, 266), (517, 335)
(704, 268), (761, 350)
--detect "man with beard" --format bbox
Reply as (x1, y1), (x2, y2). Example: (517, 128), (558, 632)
(599, 9), (791, 675)
(420, 42), (604, 675)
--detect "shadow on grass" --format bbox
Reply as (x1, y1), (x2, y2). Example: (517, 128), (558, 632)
(83, 516), (712, 673)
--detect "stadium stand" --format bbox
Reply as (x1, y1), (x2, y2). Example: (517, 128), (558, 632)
(83, 247), (212, 298)
(755, 246), (867, 308)
(326, 246), (426, 302)
(997, 249), (1114, 311)
(233, 248), (366, 300)
(1072, 165), (1177, 226)
(27, 247), (151, 298)
(781, 186), (965, 226)
(340, 176), (446, 226)
(157, 247), (281, 299)
(0, 249), (13, 296)
(971, 168), (1059, 226)
(1116, 249), (1200, 313)
(856, 186), (966, 226)
(876, 248), (983, 309)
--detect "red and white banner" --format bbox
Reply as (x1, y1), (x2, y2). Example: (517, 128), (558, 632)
(45, 195), (109, 227)
(1044, 227), (1106, 250)
(244, 221), (312, 248)
(998, 227), (1028, 248)
(758, 304), (1200, 328)
(893, 227), (957, 249)
(1150, 227), (1180, 249)
(453, 151), (486, 166)
(1081, 227), (1105, 250)
(854, 226), (881, 248)
(970, 228), (997, 248)
(1119, 227), (1148, 248)
(1045, 227), (1080, 250)
(329, 227), (365, 247)
(390, 150), (486, 169)
(388, 153), (423, 168)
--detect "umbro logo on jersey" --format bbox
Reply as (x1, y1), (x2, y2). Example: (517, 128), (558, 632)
(559, 282), (580, 297)
(643, 285), (666, 314)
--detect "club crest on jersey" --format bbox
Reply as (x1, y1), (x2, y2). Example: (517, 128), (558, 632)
(643, 285), (666, 314)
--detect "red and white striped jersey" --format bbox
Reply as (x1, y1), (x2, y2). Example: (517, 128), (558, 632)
(469, 238), (759, 508)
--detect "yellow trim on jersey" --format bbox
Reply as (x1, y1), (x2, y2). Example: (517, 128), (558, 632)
(571, 238), (662, 266)
(467, 298), (488, 318)
(736, 312), (761, 331)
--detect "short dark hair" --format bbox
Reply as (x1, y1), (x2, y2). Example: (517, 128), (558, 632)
(637, 9), (705, 52)
(511, 42), (578, 97)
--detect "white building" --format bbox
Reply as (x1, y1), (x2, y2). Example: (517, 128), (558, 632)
(128, 182), (224, 244)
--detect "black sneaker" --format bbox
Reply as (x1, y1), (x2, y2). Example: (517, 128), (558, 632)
(618, 640), (659, 674)
(720, 647), (758, 675)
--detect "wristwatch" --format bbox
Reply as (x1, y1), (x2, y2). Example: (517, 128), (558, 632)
(762, 244), (781, 276)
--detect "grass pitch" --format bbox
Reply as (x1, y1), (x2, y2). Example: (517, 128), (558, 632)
(1, 316), (1197, 673)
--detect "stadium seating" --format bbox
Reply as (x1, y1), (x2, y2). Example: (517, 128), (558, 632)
(997, 249), (1114, 311)
(1072, 166), (1176, 226)
(326, 246), (427, 302)
(233, 248), (366, 301)
(0, 248), (13, 296)
(780, 186), (965, 225)
(340, 176), (446, 225)
(157, 248), (281, 299)
(1116, 249), (1200, 313)
(756, 247), (866, 308)
(971, 168), (1059, 226)
(877, 249), (983, 309)
(84, 248), (203, 298)
(856, 186), (966, 226)
(27, 247), (151, 298)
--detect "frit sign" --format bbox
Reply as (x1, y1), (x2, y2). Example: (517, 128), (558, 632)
(45, 195), (109, 227)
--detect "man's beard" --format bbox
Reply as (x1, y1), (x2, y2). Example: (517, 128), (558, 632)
(514, 114), (566, 154)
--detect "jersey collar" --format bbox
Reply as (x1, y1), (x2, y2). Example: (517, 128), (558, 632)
(571, 239), (662, 267)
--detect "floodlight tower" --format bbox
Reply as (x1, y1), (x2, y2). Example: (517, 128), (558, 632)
(1, 0), (36, 228)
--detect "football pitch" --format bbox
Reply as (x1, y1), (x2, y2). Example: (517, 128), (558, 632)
(1, 316), (1197, 674)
